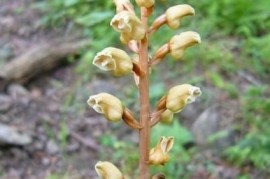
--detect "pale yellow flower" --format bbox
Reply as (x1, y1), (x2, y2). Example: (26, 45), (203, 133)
(87, 93), (123, 122)
(93, 47), (133, 76)
(169, 31), (201, 60)
(166, 84), (201, 113)
(160, 109), (174, 124)
(95, 161), (124, 179)
(113, 0), (134, 14)
(166, 4), (195, 29)
(149, 136), (174, 165)
(111, 11), (145, 44)
(135, 0), (155, 8)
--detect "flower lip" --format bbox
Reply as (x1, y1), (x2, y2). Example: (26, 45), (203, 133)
(93, 53), (116, 71)
(93, 47), (133, 76)
(87, 93), (124, 122)
(193, 87), (202, 96)
(166, 84), (202, 113)
(111, 12), (132, 32)
(110, 11), (145, 43)
(87, 96), (104, 113)
(192, 32), (201, 44)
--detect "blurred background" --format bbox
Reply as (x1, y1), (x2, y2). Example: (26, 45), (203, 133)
(0, 0), (269, 178)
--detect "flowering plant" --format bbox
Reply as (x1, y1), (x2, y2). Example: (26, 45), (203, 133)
(87, 1), (201, 178)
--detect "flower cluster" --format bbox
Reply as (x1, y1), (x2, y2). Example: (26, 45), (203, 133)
(87, 0), (202, 178)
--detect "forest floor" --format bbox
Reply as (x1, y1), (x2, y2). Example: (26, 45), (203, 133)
(0, 0), (268, 179)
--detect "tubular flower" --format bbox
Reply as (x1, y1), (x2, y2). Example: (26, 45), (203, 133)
(169, 31), (201, 60)
(135, 0), (155, 8)
(166, 84), (201, 113)
(149, 136), (174, 165)
(93, 47), (133, 76)
(110, 11), (145, 44)
(95, 161), (124, 179)
(87, 93), (123, 122)
(165, 4), (195, 29)
(160, 109), (174, 124)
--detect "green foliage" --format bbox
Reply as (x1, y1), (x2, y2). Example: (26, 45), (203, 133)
(36, 0), (113, 27)
(225, 86), (270, 171)
(242, 34), (270, 79)
(188, 0), (270, 37)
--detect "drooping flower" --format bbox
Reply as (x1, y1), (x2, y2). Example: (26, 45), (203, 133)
(135, 0), (155, 8)
(149, 136), (174, 165)
(165, 4), (195, 29)
(166, 84), (201, 113)
(111, 11), (145, 44)
(87, 93), (123, 122)
(169, 31), (201, 60)
(93, 47), (133, 76)
(95, 161), (124, 179)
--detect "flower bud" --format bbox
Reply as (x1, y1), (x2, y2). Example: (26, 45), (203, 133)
(93, 47), (133, 76)
(95, 161), (124, 179)
(111, 11), (145, 44)
(149, 136), (174, 165)
(160, 109), (174, 124)
(166, 4), (195, 29)
(135, 0), (155, 8)
(152, 173), (166, 179)
(87, 93), (123, 122)
(113, 0), (134, 14)
(169, 31), (201, 60)
(166, 84), (201, 113)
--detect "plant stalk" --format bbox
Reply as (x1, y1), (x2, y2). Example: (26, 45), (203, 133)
(138, 7), (150, 179)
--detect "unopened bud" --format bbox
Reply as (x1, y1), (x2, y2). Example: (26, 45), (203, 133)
(93, 47), (133, 76)
(113, 0), (134, 14)
(87, 93), (123, 122)
(95, 161), (124, 179)
(166, 4), (195, 29)
(160, 109), (174, 124)
(166, 84), (201, 113)
(152, 173), (166, 179)
(135, 0), (155, 8)
(149, 136), (174, 165)
(111, 11), (145, 44)
(169, 31), (201, 60)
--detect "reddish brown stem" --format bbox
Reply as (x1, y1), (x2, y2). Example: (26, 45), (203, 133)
(139, 7), (150, 179)
(132, 62), (145, 77)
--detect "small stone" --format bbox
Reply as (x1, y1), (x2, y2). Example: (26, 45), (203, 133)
(0, 94), (12, 112)
(192, 106), (219, 147)
(34, 141), (44, 150)
(46, 140), (59, 155)
(0, 45), (13, 62)
(0, 123), (32, 145)
(42, 157), (50, 166)
(192, 105), (236, 156)
(8, 83), (29, 98)
(67, 141), (80, 153)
